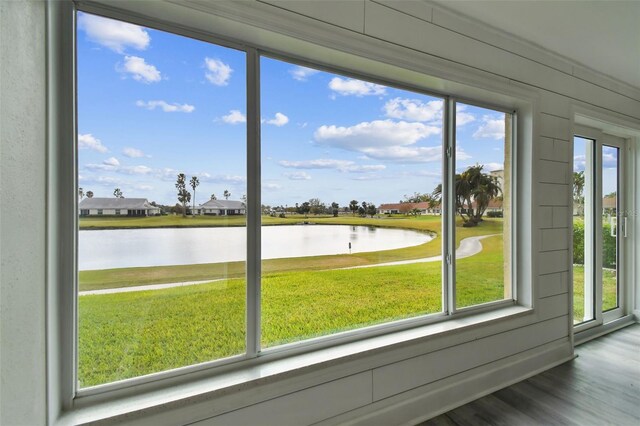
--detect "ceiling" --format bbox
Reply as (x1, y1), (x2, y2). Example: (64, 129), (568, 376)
(430, 0), (640, 90)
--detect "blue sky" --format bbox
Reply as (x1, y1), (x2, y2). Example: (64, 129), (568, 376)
(574, 137), (618, 196)
(77, 12), (507, 207)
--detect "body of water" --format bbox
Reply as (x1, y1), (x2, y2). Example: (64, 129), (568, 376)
(79, 225), (433, 270)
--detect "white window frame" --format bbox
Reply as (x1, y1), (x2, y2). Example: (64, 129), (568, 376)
(47, 0), (537, 420)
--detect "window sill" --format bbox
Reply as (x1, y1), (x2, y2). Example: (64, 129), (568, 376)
(62, 304), (531, 425)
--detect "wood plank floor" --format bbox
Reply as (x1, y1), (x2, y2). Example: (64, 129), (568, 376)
(422, 324), (640, 426)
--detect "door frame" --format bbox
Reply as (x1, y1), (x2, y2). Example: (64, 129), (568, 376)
(573, 124), (627, 334)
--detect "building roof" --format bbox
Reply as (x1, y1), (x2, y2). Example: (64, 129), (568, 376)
(379, 202), (435, 210)
(79, 197), (157, 210)
(198, 199), (246, 209)
(603, 196), (617, 209)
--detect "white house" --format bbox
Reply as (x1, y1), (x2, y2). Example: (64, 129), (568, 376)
(78, 197), (161, 217)
(192, 199), (246, 216)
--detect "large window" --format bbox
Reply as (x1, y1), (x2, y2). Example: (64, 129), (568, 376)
(75, 12), (514, 390)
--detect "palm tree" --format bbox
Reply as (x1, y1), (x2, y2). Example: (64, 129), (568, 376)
(78, 187), (84, 201)
(223, 189), (230, 200)
(175, 173), (190, 217)
(190, 176), (200, 216)
(113, 188), (123, 198)
(210, 193), (217, 200)
(86, 191), (94, 198)
(432, 165), (501, 227)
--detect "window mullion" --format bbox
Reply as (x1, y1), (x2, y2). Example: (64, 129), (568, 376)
(444, 98), (457, 315)
(246, 48), (261, 357)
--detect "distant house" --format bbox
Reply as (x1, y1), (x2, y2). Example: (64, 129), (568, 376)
(192, 199), (246, 216)
(378, 202), (441, 215)
(79, 198), (161, 217)
(466, 198), (503, 214)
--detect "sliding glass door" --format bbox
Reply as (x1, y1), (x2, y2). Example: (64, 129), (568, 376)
(573, 126), (626, 331)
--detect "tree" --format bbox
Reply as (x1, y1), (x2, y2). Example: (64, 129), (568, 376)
(175, 173), (191, 217)
(349, 200), (359, 216)
(308, 198), (325, 215)
(190, 176), (200, 215)
(573, 171), (585, 216)
(113, 188), (123, 198)
(224, 189), (231, 200)
(432, 164), (501, 227)
(86, 191), (94, 198)
(358, 201), (368, 217)
(78, 187), (84, 201)
(331, 202), (340, 217)
(210, 193), (217, 200)
(366, 203), (377, 218)
(297, 201), (311, 218)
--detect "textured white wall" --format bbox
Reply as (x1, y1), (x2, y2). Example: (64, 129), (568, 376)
(0, 1), (48, 425)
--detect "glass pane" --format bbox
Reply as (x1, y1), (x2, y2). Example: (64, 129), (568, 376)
(573, 137), (594, 324)
(454, 103), (511, 308)
(601, 145), (619, 312)
(260, 57), (443, 348)
(77, 12), (246, 387)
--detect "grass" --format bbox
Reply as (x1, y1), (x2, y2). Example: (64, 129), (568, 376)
(78, 231), (506, 387)
(77, 215), (507, 387)
(572, 265), (618, 323)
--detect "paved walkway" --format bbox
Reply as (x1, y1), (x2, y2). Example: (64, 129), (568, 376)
(339, 234), (499, 269)
(79, 234), (499, 296)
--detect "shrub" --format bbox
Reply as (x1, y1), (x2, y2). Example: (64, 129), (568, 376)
(573, 218), (616, 268)
(486, 210), (503, 218)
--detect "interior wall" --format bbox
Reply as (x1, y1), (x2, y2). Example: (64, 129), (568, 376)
(1, 1), (639, 425)
(0, 1), (48, 425)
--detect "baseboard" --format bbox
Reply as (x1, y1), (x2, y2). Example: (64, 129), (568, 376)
(320, 338), (573, 426)
(574, 315), (637, 346)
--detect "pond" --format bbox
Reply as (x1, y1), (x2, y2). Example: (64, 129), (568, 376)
(79, 225), (433, 270)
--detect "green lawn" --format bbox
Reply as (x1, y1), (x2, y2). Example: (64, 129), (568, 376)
(572, 265), (618, 323)
(78, 216), (507, 387)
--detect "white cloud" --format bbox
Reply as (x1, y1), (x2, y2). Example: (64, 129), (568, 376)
(289, 66), (320, 81)
(78, 133), (108, 153)
(85, 163), (152, 175)
(103, 157), (120, 167)
(346, 164), (386, 173)
(122, 165), (153, 175)
(456, 105), (476, 126)
(263, 183), (282, 191)
(197, 173), (246, 184)
(328, 77), (386, 97)
(97, 176), (123, 185)
(384, 98), (443, 122)
(279, 159), (386, 173)
(123, 147), (147, 158)
(118, 56), (161, 83)
(135, 184), (154, 191)
(473, 115), (505, 139)
(265, 112), (289, 127)
(136, 100), (195, 113)
(78, 13), (150, 53)
(456, 148), (472, 161)
(483, 162), (503, 172)
(314, 120), (441, 162)
(204, 57), (232, 86)
(285, 171), (312, 180)
(222, 110), (246, 124)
